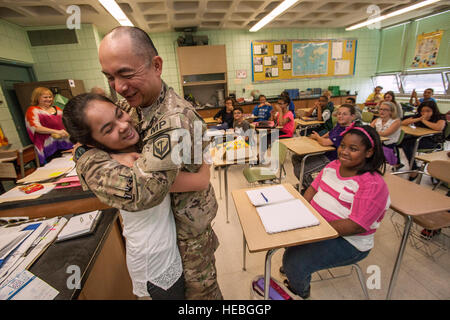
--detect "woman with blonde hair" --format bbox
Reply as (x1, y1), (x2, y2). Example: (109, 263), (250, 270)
(25, 87), (73, 164)
(370, 101), (401, 166)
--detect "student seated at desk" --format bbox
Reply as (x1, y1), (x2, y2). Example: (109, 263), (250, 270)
(370, 101), (401, 167)
(365, 86), (384, 104)
(280, 91), (296, 118)
(275, 95), (295, 139)
(377, 91), (403, 119)
(409, 88), (436, 107)
(63, 93), (213, 300)
(252, 94), (273, 122)
(282, 124), (389, 299)
(344, 97), (362, 121)
(400, 100), (446, 180)
(233, 106), (251, 142)
(211, 97), (235, 130)
(303, 95), (334, 135)
(292, 104), (357, 190)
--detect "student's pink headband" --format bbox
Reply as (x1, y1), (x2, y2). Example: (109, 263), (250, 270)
(340, 122), (374, 148)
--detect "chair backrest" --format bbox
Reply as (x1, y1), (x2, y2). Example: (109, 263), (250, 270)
(0, 162), (17, 179)
(272, 140), (288, 166)
(16, 145), (40, 179)
(361, 112), (374, 123)
(396, 129), (405, 145)
(427, 160), (450, 185)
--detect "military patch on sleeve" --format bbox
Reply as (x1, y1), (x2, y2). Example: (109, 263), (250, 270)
(153, 134), (171, 160)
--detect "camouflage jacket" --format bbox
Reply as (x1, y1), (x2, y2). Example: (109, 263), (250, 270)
(77, 81), (218, 240)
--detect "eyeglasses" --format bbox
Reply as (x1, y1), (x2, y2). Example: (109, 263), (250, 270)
(379, 108), (391, 112)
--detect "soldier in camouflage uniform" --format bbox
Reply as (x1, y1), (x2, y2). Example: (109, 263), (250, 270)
(75, 26), (222, 300)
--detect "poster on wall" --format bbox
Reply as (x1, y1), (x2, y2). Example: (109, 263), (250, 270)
(411, 30), (443, 68)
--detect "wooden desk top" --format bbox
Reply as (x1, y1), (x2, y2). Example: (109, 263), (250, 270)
(211, 146), (258, 167)
(401, 125), (440, 137)
(414, 150), (450, 163)
(0, 186), (110, 218)
(295, 119), (324, 126)
(231, 183), (338, 253)
(281, 136), (335, 156)
(203, 117), (218, 123)
(384, 174), (450, 216)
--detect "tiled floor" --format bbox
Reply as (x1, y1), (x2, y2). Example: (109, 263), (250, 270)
(211, 148), (450, 300)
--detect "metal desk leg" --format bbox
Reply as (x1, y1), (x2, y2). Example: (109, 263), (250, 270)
(218, 166), (222, 199)
(243, 234), (247, 271)
(298, 153), (317, 193)
(225, 165), (229, 223)
(264, 249), (278, 300)
(386, 215), (413, 300)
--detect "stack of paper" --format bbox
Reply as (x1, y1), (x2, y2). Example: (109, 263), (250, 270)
(57, 211), (102, 242)
(0, 217), (67, 288)
(246, 185), (320, 234)
(0, 270), (59, 300)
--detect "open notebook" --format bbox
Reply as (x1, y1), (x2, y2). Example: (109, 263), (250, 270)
(246, 185), (320, 234)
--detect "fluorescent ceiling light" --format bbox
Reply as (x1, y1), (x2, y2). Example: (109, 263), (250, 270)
(98, 0), (134, 26)
(345, 0), (441, 31)
(250, 0), (299, 32)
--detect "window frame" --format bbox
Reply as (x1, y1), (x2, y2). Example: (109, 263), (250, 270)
(374, 69), (450, 97)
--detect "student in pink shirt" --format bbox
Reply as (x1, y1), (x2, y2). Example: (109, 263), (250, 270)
(276, 95), (295, 139)
(281, 124), (390, 299)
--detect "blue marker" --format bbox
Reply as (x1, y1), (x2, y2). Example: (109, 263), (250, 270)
(260, 192), (268, 203)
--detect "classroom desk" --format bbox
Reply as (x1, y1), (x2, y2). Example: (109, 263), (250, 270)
(203, 117), (219, 126)
(212, 146), (258, 223)
(0, 186), (110, 219)
(231, 183), (338, 300)
(383, 174), (450, 300)
(28, 209), (135, 300)
(294, 119), (324, 136)
(400, 125), (441, 169)
(414, 150), (450, 184)
(280, 137), (335, 192)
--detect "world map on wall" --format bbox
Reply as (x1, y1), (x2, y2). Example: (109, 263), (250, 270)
(292, 42), (329, 76)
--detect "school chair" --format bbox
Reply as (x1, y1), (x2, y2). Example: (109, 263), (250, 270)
(391, 130), (405, 172)
(361, 111), (374, 125)
(0, 145), (40, 181)
(390, 161), (450, 260)
(242, 140), (287, 185)
(417, 121), (450, 154)
(311, 263), (370, 299)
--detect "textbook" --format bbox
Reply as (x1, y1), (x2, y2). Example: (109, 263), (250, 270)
(56, 211), (102, 242)
(246, 185), (319, 234)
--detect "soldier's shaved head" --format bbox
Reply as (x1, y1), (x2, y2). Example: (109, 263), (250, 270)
(104, 26), (158, 64)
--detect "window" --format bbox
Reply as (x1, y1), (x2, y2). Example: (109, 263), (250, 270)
(372, 74), (400, 93)
(401, 73), (446, 94)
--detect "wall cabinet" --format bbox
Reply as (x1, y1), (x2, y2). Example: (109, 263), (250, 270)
(177, 45), (228, 107)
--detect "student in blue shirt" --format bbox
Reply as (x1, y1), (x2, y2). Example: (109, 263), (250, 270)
(409, 88), (436, 107)
(252, 95), (272, 122)
(281, 91), (296, 118)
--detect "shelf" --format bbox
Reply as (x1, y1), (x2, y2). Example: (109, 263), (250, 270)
(182, 80), (227, 87)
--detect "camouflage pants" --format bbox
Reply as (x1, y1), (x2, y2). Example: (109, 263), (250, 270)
(177, 226), (223, 300)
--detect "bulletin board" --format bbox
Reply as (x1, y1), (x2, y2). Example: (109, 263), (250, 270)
(251, 39), (357, 82)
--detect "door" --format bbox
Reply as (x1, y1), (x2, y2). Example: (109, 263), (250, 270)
(0, 63), (36, 146)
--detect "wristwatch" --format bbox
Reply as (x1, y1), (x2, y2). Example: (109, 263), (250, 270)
(74, 145), (91, 161)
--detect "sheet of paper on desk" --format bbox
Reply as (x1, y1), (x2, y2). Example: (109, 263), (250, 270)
(256, 199), (320, 234)
(0, 270), (58, 300)
(246, 185), (295, 207)
(1, 217), (67, 286)
(0, 183), (55, 203)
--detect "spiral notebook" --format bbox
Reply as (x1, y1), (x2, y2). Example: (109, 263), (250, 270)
(56, 211), (102, 242)
(246, 185), (320, 234)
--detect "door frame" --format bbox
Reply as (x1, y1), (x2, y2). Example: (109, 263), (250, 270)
(0, 59), (37, 146)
